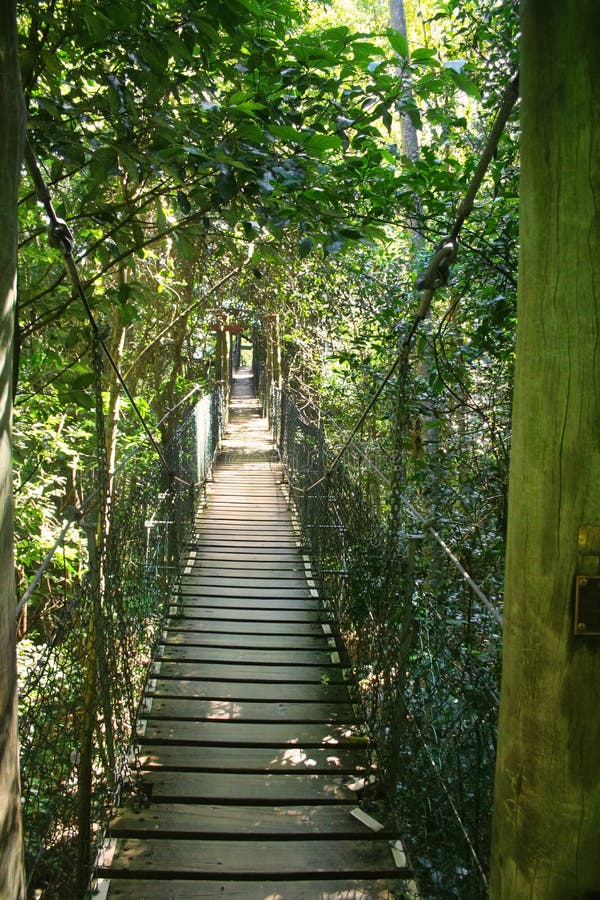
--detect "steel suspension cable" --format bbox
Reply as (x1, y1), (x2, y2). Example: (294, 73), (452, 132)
(277, 387), (503, 625)
(299, 69), (519, 494)
(15, 385), (208, 618)
(23, 141), (189, 486)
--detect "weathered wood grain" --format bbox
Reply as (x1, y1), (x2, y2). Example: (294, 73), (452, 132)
(110, 802), (376, 838)
(142, 771), (356, 803)
(137, 744), (368, 773)
(105, 878), (406, 898)
(147, 678), (352, 702)
(101, 838), (408, 878)
(137, 719), (367, 747)
(146, 696), (355, 722)
(151, 661), (345, 682)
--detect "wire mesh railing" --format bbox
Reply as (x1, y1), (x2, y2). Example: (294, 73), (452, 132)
(17, 386), (224, 899)
(273, 385), (503, 899)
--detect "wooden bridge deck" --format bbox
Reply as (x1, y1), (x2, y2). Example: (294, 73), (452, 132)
(97, 371), (410, 899)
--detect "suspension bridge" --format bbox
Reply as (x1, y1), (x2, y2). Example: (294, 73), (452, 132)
(90, 369), (413, 898)
(17, 352), (499, 900)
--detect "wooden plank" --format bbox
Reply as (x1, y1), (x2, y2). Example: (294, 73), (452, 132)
(198, 510), (291, 519)
(110, 802), (379, 838)
(138, 720), (366, 747)
(185, 545), (303, 569)
(204, 495), (288, 503)
(162, 633), (330, 651)
(176, 596), (319, 611)
(205, 497), (285, 502)
(100, 838), (407, 878)
(212, 471), (279, 478)
(188, 546), (302, 555)
(137, 744), (368, 773)
(153, 661), (345, 683)
(148, 679), (352, 703)
(191, 540), (300, 550)
(178, 582), (312, 597)
(203, 488), (284, 494)
(186, 568), (307, 580)
(106, 878), (405, 899)
(201, 498), (289, 506)
(180, 575), (310, 590)
(164, 620), (326, 636)
(194, 519), (295, 529)
(191, 526), (294, 535)
(192, 533), (298, 543)
(142, 771), (356, 804)
(185, 559), (305, 572)
(195, 522), (294, 531)
(195, 507), (289, 515)
(159, 645), (335, 666)
(172, 607), (322, 623)
(146, 697), (355, 723)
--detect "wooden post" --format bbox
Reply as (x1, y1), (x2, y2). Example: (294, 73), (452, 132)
(0, 2), (26, 896)
(264, 313), (281, 389)
(490, 2), (600, 894)
(214, 326), (231, 410)
(263, 314), (281, 425)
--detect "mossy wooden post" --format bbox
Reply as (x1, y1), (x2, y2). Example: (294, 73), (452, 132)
(490, 2), (600, 896)
(263, 313), (281, 425)
(0, 2), (26, 896)
(215, 324), (230, 417)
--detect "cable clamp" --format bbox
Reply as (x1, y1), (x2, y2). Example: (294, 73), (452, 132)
(48, 218), (74, 255)
(415, 236), (458, 291)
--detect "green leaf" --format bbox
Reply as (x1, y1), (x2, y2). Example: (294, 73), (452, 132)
(320, 25), (350, 51)
(268, 124), (302, 144)
(447, 69), (481, 100)
(117, 283), (131, 303)
(387, 30), (409, 59)
(304, 134), (343, 154)
(41, 49), (62, 77)
(243, 220), (257, 240)
(156, 201), (168, 233)
(299, 236), (314, 258)
(216, 170), (238, 201)
(411, 47), (439, 66)
(70, 372), (96, 391)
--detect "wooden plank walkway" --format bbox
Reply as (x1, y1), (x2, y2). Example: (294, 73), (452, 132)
(97, 370), (410, 899)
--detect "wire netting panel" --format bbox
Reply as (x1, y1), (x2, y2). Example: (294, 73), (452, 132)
(17, 388), (224, 899)
(274, 387), (501, 899)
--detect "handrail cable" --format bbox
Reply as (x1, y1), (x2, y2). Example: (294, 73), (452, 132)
(23, 141), (189, 487)
(411, 716), (489, 889)
(15, 384), (206, 618)
(299, 70), (519, 495)
(279, 387), (503, 627)
(346, 435), (502, 625)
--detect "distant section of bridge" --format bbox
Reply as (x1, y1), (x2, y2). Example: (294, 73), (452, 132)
(96, 369), (411, 899)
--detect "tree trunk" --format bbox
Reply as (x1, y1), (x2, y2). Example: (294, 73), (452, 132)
(490, 2), (600, 896)
(105, 320), (127, 485)
(388, 0), (419, 164)
(0, 2), (26, 896)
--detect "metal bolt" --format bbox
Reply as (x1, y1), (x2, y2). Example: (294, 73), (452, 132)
(577, 621), (587, 633)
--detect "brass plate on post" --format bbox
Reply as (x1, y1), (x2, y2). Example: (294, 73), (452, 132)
(574, 576), (600, 635)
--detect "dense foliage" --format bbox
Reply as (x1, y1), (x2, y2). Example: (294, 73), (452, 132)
(14, 0), (520, 896)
